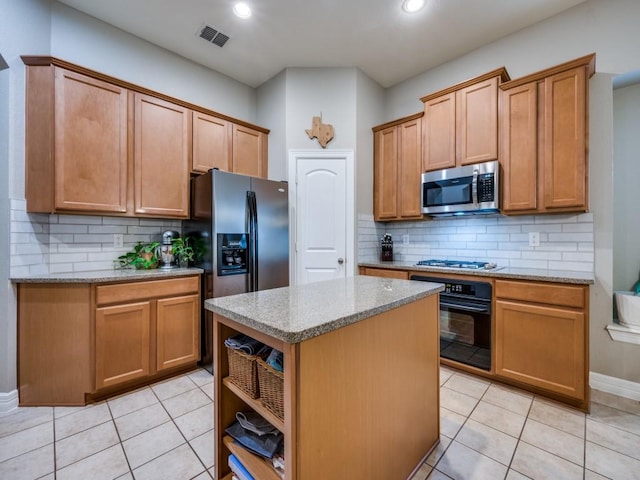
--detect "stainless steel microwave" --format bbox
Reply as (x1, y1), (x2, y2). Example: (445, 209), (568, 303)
(421, 160), (499, 216)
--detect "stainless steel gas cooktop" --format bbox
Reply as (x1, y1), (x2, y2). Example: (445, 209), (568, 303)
(415, 259), (499, 270)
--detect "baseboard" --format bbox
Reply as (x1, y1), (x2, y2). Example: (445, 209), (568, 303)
(590, 371), (640, 401)
(0, 389), (19, 415)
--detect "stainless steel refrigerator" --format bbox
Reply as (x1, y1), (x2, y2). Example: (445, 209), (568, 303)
(184, 170), (289, 373)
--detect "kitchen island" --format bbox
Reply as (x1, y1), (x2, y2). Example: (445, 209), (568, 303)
(205, 275), (443, 480)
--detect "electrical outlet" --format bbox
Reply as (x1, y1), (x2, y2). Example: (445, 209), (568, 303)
(402, 234), (410, 245)
(528, 231), (540, 247)
(113, 233), (124, 248)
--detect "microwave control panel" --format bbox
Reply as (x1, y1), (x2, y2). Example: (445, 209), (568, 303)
(477, 173), (495, 202)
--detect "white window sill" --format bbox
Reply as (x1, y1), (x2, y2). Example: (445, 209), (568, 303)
(606, 323), (640, 345)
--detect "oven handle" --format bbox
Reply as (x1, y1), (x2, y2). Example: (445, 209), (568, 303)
(440, 300), (490, 314)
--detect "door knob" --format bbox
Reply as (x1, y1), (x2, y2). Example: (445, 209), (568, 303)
(337, 257), (344, 264)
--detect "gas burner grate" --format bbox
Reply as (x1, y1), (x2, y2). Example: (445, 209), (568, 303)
(416, 259), (497, 270)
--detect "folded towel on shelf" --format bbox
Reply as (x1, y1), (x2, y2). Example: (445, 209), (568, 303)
(224, 334), (264, 355)
(226, 420), (283, 459)
(236, 411), (280, 436)
(266, 348), (284, 372)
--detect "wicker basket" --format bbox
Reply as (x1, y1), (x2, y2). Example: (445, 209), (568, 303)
(226, 347), (259, 398)
(256, 357), (284, 420)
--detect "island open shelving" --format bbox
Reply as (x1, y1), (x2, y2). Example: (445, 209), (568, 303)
(207, 276), (443, 480)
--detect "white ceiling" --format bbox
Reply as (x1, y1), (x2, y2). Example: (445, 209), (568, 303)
(56, 0), (588, 88)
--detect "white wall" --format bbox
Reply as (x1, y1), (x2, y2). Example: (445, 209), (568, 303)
(0, 0), (52, 406)
(51, 2), (257, 125)
(355, 70), (385, 216)
(384, 0), (640, 383)
(256, 70), (287, 182)
(613, 82), (640, 293)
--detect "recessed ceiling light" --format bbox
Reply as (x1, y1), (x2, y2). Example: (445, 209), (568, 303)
(402, 0), (425, 13)
(233, 2), (251, 18)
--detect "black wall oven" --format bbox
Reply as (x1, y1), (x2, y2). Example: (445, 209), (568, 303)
(410, 275), (492, 371)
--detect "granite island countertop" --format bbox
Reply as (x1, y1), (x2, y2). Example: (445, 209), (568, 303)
(359, 261), (594, 285)
(10, 267), (204, 284)
(205, 275), (444, 343)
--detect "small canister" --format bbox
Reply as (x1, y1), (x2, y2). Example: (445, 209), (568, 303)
(381, 233), (393, 262)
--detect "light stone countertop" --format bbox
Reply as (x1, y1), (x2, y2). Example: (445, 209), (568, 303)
(359, 261), (594, 285)
(10, 267), (204, 284)
(205, 275), (444, 344)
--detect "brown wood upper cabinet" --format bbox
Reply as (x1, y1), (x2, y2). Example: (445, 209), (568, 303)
(421, 68), (509, 172)
(25, 66), (129, 214)
(500, 54), (595, 214)
(134, 93), (191, 218)
(23, 56), (270, 217)
(373, 113), (423, 221)
(192, 114), (268, 178)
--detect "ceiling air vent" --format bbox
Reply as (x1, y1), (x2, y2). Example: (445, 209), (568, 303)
(198, 24), (230, 47)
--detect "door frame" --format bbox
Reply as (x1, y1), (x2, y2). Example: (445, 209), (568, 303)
(288, 149), (355, 286)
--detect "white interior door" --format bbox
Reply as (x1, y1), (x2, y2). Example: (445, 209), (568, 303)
(289, 150), (354, 285)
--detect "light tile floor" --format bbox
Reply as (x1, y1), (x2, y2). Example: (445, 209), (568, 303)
(1, 366), (639, 479)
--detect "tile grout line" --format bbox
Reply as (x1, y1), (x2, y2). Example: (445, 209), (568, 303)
(105, 397), (135, 478)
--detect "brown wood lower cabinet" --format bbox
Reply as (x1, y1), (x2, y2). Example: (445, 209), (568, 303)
(359, 266), (591, 410)
(494, 279), (588, 409)
(18, 275), (201, 406)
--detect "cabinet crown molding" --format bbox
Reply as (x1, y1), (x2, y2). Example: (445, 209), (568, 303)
(499, 53), (596, 90)
(21, 55), (269, 134)
(420, 67), (510, 103)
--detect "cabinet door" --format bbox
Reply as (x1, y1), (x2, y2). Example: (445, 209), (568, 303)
(95, 301), (151, 390)
(500, 82), (538, 212)
(156, 294), (200, 371)
(398, 118), (423, 219)
(374, 126), (398, 220)
(423, 93), (456, 171)
(542, 67), (587, 210)
(495, 300), (585, 400)
(232, 124), (267, 178)
(192, 111), (231, 173)
(54, 67), (128, 213)
(456, 77), (499, 166)
(134, 93), (191, 217)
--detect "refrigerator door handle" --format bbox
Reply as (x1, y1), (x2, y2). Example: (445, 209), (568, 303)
(247, 190), (258, 292)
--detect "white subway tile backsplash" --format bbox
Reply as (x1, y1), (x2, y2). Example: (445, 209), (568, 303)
(49, 224), (89, 234)
(358, 212), (594, 273)
(548, 233), (593, 243)
(9, 203), (183, 276)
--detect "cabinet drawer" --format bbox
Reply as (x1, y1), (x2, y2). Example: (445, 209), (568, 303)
(96, 276), (200, 305)
(363, 268), (409, 280)
(495, 280), (585, 308)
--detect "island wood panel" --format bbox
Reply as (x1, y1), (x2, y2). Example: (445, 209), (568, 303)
(192, 111), (231, 173)
(134, 93), (191, 217)
(456, 76), (499, 165)
(18, 284), (93, 406)
(296, 295), (440, 480)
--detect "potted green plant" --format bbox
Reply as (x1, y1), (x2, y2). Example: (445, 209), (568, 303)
(117, 241), (160, 269)
(171, 236), (195, 268)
